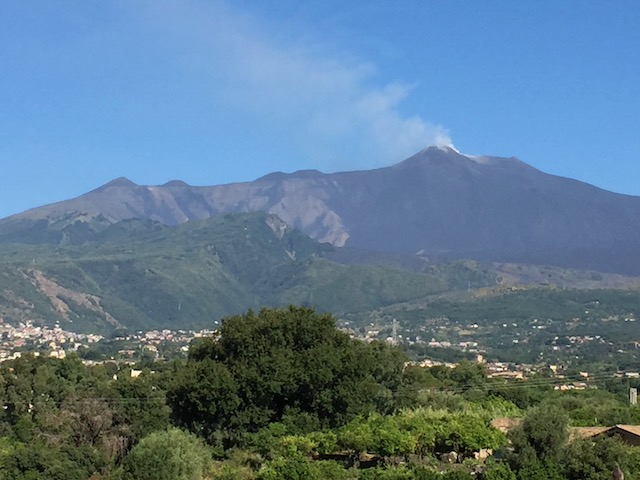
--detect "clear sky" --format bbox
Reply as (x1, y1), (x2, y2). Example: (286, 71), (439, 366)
(1, 1), (639, 218)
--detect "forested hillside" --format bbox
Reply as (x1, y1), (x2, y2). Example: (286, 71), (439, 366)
(3, 209), (640, 340)
(0, 213), (462, 332)
(1, 306), (639, 479)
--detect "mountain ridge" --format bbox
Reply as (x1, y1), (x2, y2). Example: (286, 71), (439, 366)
(3, 146), (640, 274)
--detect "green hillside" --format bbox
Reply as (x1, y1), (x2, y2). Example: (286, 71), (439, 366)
(4, 211), (640, 337)
(0, 213), (459, 333)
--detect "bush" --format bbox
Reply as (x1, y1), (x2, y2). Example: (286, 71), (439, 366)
(119, 428), (213, 480)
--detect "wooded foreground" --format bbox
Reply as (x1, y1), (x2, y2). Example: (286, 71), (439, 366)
(1, 306), (639, 479)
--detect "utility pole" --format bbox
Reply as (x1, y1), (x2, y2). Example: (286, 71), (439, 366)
(391, 318), (398, 345)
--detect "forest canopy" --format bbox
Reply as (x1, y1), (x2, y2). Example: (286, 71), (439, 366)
(1, 306), (639, 479)
(169, 306), (407, 445)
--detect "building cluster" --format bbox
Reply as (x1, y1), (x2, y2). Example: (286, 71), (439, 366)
(111, 328), (218, 360)
(0, 320), (103, 361)
(2, 314), (639, 388)
(484, 361), (531, 379)
(0, 320), (221, 364)
(116, 328), (216, 345)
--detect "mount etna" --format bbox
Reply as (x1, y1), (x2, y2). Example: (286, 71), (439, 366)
(2, 146), (640, 333)
(3, 146), (640, 275)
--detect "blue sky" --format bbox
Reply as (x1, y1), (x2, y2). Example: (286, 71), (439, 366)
(1, 1), (639, 218)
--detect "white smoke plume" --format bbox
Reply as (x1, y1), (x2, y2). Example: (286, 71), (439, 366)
(139, 0), (451, 168)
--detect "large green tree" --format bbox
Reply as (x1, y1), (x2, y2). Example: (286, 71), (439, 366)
(168, 306), (407, 445)
(507, 406), (568, 479)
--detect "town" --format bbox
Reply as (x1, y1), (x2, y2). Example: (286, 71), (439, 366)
(3, 311), (639, 394)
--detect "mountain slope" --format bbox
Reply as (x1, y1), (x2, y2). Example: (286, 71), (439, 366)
(0, 213), (462, 332)
(3, 146), (640, 274)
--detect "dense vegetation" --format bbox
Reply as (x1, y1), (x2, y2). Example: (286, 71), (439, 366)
(5, 211), (640, 340)
(1, 306), (640, 479)
(0, 213), (481, 332)
(361, 286), (640, 371)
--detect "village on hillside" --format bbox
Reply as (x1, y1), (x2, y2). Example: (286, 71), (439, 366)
(3, 314), (639, 395)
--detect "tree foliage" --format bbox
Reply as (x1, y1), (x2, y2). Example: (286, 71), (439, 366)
(118, 428), (213, 480)
(169, 306), (407, 445)
(508, 406), (568, 465)
(3, 306), (640, 479)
